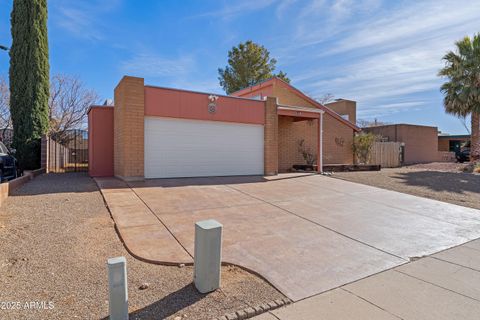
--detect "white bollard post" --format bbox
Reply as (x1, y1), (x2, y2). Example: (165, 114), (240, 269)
(107, 256), (128, 320)
(194, 219), (223, 293)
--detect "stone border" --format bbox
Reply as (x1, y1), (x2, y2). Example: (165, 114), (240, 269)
(215, 297), (291, 320)
(0, 168), (45, 207)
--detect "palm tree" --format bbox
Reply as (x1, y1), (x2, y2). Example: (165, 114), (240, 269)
(439, 34), (480, 162)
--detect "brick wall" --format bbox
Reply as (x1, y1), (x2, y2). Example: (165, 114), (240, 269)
(264, 97), (278, 175)
(272, 84), (317, 108)
(438, 138), (450, 151)
(114, 76), (145, 180)
(272, 82), (354, 165)
(278, 116), (318, 172)
(364, 124), (438, 164)
(322, 113), (354, 164)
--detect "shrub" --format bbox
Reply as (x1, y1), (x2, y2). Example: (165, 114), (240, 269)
(352, 133), (377, 164)
(297, 139), (317, 165)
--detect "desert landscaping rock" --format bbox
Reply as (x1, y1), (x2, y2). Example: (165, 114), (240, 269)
(0, 173), (284, 320)
(139, 283), (150, 290)
(334, 164), (480, 210)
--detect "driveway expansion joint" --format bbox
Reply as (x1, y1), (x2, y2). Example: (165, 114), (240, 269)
(225, 184), (407, 261)
(127, 183), (194, 259)
(393, 269), (480, 303)
(340, 287), (405, 320)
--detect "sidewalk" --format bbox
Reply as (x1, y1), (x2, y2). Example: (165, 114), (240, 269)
(254, 238), (480, 320)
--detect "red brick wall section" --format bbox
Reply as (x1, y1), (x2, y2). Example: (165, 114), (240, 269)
(278, 116), (318, 172)
(322, 113), (354, 164)
(272, 82), (354, 165)
(114, 76), (145, 180)
(264, 97), (278, 175)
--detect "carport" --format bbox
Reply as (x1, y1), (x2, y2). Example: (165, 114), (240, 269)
(277, 105), (324, 173)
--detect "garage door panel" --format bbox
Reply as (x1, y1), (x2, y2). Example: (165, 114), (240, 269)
(145, 117), (264, 178)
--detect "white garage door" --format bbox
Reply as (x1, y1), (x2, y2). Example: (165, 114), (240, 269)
(145, 117), (264, 178)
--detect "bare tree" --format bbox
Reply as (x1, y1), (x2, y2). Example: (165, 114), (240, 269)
(49, 74), (99, 141)
(0, 77), (11, 130)
(315, 93), (335, 105)
(0, 77), (12, 147)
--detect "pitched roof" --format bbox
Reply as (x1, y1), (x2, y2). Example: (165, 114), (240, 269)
(231, 77), (360, 131)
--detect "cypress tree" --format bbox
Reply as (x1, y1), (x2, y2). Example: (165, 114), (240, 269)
(9, 0), (50, 170)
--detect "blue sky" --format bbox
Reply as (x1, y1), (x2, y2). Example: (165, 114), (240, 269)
(0, 0), (479, 134)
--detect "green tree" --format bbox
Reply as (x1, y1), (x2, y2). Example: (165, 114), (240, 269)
(438, 34), (480, 162)
(218, 40), (290, 94)
(9, 0), (50, 170)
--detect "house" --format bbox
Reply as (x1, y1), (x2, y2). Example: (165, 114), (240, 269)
(438, 134), (470, 153)
(362, 124), (440, 164)
(88, 76), (359, 179)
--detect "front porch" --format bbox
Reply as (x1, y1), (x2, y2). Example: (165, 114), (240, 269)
(277, 105), (324, 173)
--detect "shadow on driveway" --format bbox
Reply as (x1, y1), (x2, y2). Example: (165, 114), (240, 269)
(10, 172), (98, 196)
(392, 170), (480, 194)
(100, 283), (207, 320)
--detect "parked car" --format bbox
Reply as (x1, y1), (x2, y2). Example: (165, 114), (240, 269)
(456, 147), (470, 163)
(0, 141), (18, 181)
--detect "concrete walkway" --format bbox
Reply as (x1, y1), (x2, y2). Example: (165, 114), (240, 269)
(95, 174), (480, 302)
(256, 239), (480, 319)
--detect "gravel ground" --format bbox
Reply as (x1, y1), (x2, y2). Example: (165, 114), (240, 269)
(0, 173), (283, 320)
(334, 163), (480, 210)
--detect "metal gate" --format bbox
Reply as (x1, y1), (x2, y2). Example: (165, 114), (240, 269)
(46, 130), (88, 173)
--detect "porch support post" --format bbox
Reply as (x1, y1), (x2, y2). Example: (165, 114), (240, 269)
(318, 111), (324, 173)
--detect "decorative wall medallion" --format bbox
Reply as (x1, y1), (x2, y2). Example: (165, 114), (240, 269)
(208, 95), (219, 114)
(208, 102), (216, 113)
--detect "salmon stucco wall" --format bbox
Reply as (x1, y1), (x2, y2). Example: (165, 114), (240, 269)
(88, 106), (114, 177)
(145, 86), (265, 125)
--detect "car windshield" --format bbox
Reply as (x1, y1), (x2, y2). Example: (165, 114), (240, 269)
(0, 142), (9, 154)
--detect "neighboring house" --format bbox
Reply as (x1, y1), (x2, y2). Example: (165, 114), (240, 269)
(438, 134), (470, 153)
(88, 76), (360, 179)
(363, 124), (440, 164)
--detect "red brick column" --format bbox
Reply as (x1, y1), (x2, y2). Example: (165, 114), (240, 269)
(264, 97), (278, 176)
(114, 76), (145, 180)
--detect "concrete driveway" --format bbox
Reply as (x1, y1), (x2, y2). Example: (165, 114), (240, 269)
(96, 174), (480, 302)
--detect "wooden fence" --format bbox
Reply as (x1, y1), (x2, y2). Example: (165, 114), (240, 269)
(368, 141), (403, 168)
